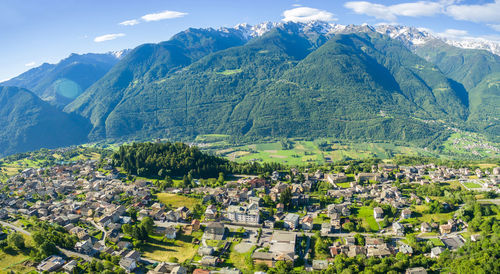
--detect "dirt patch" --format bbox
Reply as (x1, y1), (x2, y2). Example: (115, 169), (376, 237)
(270, 155), (286, 159)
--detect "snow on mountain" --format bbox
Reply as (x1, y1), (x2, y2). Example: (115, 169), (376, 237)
(229, 21), (500, 56)
(443, 39), (500, 56)
(108, 49), (131, 59)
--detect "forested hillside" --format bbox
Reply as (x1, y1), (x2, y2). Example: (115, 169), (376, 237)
(0, 86), (91, 156)
(66, 25), (473, 149)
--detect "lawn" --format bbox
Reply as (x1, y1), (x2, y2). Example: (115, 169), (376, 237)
(226, 245), (256, 274)
(413, 204), (454, 223)
(428, 238), (444, 247)
(0, 234), (36, 273)
(156, 193), (201, 210)
(142, 234), (198, 263)
(336, 182), (351, 188)
(356, 206), (379, 232)
(463, 182), (483, 188)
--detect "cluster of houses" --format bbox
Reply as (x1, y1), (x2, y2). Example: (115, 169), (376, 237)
(0, 158), (498, 273)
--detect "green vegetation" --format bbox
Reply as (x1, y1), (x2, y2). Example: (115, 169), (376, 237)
(0, 86), (91, 157)
(156, 193), (201, 210)
(64, 25), (497, 156)
(356, 206), (380, 232)
(142, 234), (198, 263)
(112, 142), (282, 179)
(463, 182), (483, 188)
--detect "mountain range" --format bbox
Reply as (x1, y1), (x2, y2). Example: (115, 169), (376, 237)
(1, 21), (499, 157)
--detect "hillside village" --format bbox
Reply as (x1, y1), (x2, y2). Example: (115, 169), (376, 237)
(0, 154), (499, 273)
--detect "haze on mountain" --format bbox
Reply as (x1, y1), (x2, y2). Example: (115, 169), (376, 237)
(1, 21), (499, 156)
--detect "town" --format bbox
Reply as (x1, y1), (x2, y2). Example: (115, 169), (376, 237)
(0, 145), (499, 274)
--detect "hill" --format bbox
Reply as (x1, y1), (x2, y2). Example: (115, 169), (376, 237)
(1, 52), (125, 107)
(0, 86), (91, 156)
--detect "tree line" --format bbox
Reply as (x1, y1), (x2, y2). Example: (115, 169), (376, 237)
(112, 142), (283, 179)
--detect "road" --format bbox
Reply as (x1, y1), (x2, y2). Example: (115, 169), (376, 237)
(90, 220), (107, 245)
(0, 220), (97, 262)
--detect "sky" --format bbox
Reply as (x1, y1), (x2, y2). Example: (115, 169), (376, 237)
(1, 0), (500, 81)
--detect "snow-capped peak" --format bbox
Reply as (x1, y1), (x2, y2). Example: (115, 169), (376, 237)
(108, 49), (131, 59)
(233, 22), (279, 40)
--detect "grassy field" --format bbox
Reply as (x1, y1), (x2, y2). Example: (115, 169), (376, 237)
(428, 238), (444, 247)
(226, 245), (256, 274)
(463, 182), (483, 188)
(142, 234), (198, 263)
(156, 193), (201, 210)
(206, 138), (435, 165)
(413, 204), (454, 223)
(0, 234), (36, 273)
(356, 206), (379, 232)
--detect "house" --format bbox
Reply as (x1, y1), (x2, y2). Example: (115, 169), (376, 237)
(74, 239), (93, 255)
(226, 205), (260, 224)
(204, 205), (218, 220)
(276, 203), (284, 213)
(283, 213), (300, 230)
(398, 243), (413, 255)
(200, 256), (218, 266)
(63, 260), (78, 273)
(431, 247), (445, 258)
(252, 252), (275, 267)
(165, 226), (177, 239)
(301, 215), (314, 231)
(406, 267), (427, 274)
(321, 223), (332, 235)
(191, 219), (201, 231)
(120, 257), (137, 273)
(441, 235), (465, 250)
(198, 246), (214, 256)
(37, 255), (65, 272)
(312, 259), (329, 270)
(373, 207), (384, 219)
(393, 222), (404, 235)
(204, 222), (225, 240)
(440, 224), (452, 234)
(401, 209), (412, 219)
(171, 266), (187, 274)
(421, 222), (432, 233)
(125, 250), (141, 262)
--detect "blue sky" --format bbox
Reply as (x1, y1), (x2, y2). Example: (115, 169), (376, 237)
(1, 0), (500, 81)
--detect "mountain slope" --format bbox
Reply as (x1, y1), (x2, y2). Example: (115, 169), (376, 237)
(65, 28), (249, 139)
(71, 25), (469, 148)
(0, 86), (91, 156)
(415, 40), (500, 141)
(1, 52), (125, 107)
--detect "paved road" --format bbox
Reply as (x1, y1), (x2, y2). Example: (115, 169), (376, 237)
(90, 220), (107, 245)
(477, 199), (500, 205)
(0, 220), (97, 262)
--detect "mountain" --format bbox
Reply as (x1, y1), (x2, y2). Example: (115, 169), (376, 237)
(65, 27), (250, 139)
(0, 86), (91, 156)
(2, 21), (498, 157)
(1, 51), (127, 107)
(414, 40), (500, 141)
(65, 22), (472, 148)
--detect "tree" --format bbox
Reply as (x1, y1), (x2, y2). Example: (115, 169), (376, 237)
(140, 217), (155, 234)
(279, 187), (292, 209)
(342, 222), (355, 232)
(217, 172), (225, 184)
(354, 233), (365, 246)
(7, 232), (25, 250)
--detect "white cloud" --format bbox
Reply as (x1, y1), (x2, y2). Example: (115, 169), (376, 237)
(446, 1), (500, 23)
(25, 62), (36, 67)
(438, 28), (469, 39)
(292, 4), (302, 7)
(94, 33), (125, 42)
(282, 7), (337, 22)
(1, 78), (12, 82)
(119, 19), (140, 26)
(141, 10), (187, 22)
(489, 24), (500, 32)
(345, 1), (443, 21)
